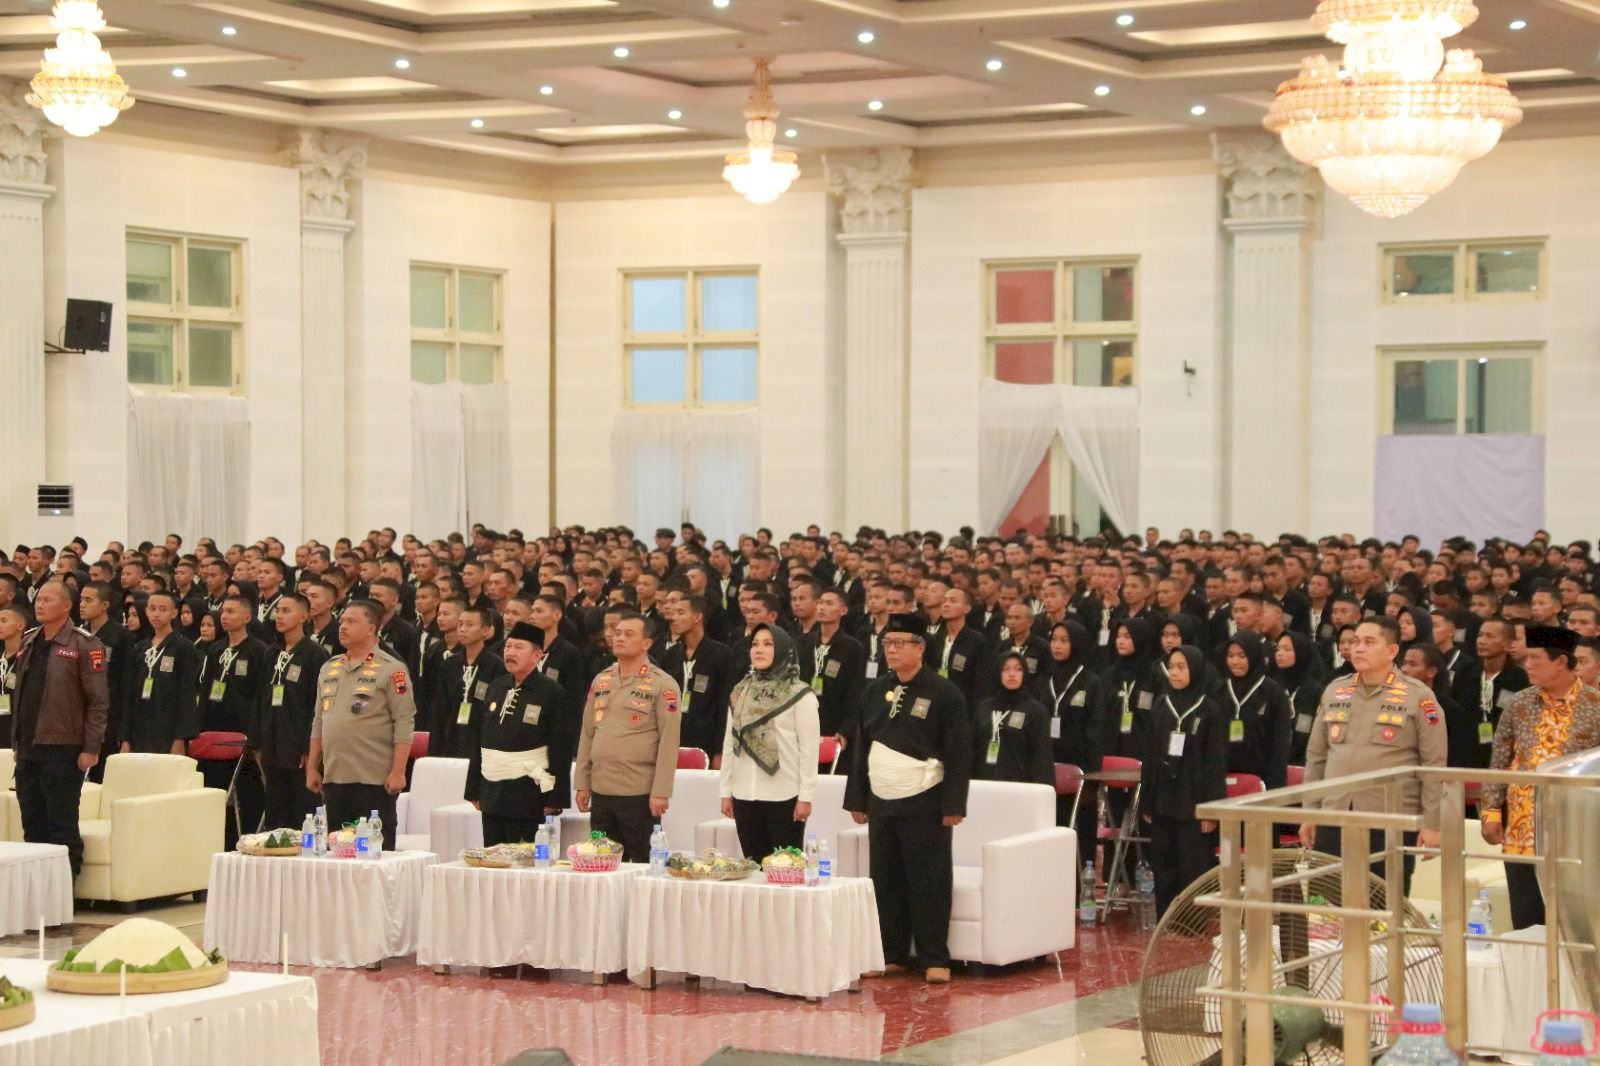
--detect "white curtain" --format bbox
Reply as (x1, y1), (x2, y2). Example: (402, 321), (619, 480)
(612, 410), (761, 544)
(127, 391), (249, 546)
(461, 384), (510, 531)
(1374, 434), (1544, 547)
(977, 380), (1141, 535)
(410, 382), (466, 540)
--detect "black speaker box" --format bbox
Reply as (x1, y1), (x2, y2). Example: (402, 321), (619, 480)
(64, 299), (113, 352)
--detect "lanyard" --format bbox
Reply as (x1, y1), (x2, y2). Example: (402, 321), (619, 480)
(1481, 671), (1498, 717)
(1048, 667), (1083, 714)
(143, 639), (166, 680)
(1228, 676), (1265, 720)
(271, 650), (292, 687)
(681, 657), (696, 690)
(0, 655), (12, 689)
(888, 684), (906, 718)
(815, 644), (829, 677)
(462, 663), (480, 700)
(1119, 680), (1134, 715)
(940, 637), (954, 671)
(870, 631), (880, 659)
(1165, 694), (1205, 730)
(991, 708), (1008, 744)
(218, 645), (240, 680)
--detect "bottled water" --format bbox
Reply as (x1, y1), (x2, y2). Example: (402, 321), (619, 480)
(354, 816), (371, 858)
(816, 838), (831, 885)
(1079, 862), (1098, 926)
(1467, 889), (1492, 951)
(313, 806), (327, 855)
(1533, 1018), (1589, 1064)
(534, 821), (552, 868)
(804, 833), (820, 887)
(368, 809), (383, 858)
(1135, 859), (1157, 930)
(1376, 1004), (1461, 1065)
(300, 814), (316, 858)
(649, 824), (669, 877)
(545, 814), (559, 859)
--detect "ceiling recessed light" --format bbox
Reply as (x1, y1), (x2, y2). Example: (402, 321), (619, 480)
(1190, 104), (1207, 116)
(712, 0), (730, 7)
(1508, 18), (1527, 29)
(171, 67), (187, 78)
(1094, 84), (1112, 96)
(394, 57), (411, 70)
(1116, 12), (1135, 26)
(667, 108), (682, 119)
(220, 25), (237, 36)
(867, 99), (884, 111)
(539, 84), (554, 95)
(985, 58), (1003, 72)
(470, 118), (484, 128)
(612, 45), (630, 58)
(784, 128), (797, 138)
(857, 30), (875, 44)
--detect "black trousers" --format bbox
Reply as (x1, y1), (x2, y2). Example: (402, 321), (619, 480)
(17, 746), (86, 877)
(732, 796), (804, 861)
(1148, 815), (1216, 920)
(262, 765), (316, 832)
(323, 782), (398, 851)
(589, 792), (653, 862)
(868, 812), (953, 969)
(1312, 826), (1416, 902)
(483, 813), (543, 848)
(1504, 860), (1544, 930)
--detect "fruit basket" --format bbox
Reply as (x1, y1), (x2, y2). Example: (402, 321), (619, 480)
(762, 847), (807, 885)
(567, 831), (623, 872)
(666, 850), (759, 881)
(462, 843), (535, 868)
(238, 829), (302, 857)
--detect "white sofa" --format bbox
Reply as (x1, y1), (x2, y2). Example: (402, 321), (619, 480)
(1, 748), (106, 843)
(839, 780), (1078, 967)
(394, 757), (469, 852)
(1407, 818), (1512, 934)
(76, 753), (225, 906)
(694, 775), (859, 871)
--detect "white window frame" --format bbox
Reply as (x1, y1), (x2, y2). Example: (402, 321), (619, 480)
(125, 230), (245, 394)
(409, 263), (504, 384)
(1381, 239), (1546, 304)
(1378, 344), (1544, 434)
(622, 267), (759, 410)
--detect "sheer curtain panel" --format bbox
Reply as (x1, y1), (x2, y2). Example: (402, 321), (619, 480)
(461, 384), (511, 531)
(612, 410), (760, 542)
(127, 391), (250, 546)
(976, 381), (1066, 533)
(410, 382), (467, 540)
(1056, 386), (1140, 535)
(612, 411), (690, 538)
(686, 410), (760, 544)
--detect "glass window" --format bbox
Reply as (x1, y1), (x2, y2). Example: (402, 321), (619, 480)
(1474, 247), (1540, 295)
(459, 344), (499, 385)
(1392, 359), (1459, 434)
(630, 276), (686, 334)
(630, 348), (687, 405)
(993, 341), (1055, 384)
(994, 269), (1054, 325)
(458, 274), (497, 334)
(1464, 358), (1533, 433)
(410, 342), (449, 385)
(187, 246), (233, 309)
(700, 347), (757, 404)
(127, 321), (175, 385)
(1072, 265), (1134, 322)
(410, 268), (449, 331)
(1073, 339), (1134, 387)
(1391, 252), (1455, 298)
(188, 325), (234, 388)
(700, 274), (758, 333)
(126, 240), (173, 305)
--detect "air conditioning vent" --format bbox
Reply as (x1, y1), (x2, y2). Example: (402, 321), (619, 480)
(37, 484), (73, 516)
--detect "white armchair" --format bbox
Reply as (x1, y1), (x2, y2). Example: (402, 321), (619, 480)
(394, 757), (468, 852)
(1, 749), (105, 843)
(838, 780), (1078, 967)
(694, 775), (856, 867)
(1408, 818), (1512, 934)
(76, 753), (224, 906)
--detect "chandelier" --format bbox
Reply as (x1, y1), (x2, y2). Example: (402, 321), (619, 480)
(1265, 0), (1520, 218)
(26, 0), (134, 138)
(722, 58), (799, 205)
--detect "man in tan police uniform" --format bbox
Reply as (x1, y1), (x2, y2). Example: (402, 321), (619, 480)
(574, 611), (680, 861)
(1299, 615), (1447, 894)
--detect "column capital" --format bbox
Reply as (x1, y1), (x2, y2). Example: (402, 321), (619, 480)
(0, 77), (50, 190)
(1212, 132), (1317, 229)
(824, 146), (914, 237)
(301, 216), (356, 238)
(282, 128), (367, 223)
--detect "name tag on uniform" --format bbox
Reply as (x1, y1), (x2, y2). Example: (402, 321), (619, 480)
(824, 660), (841, 679)
(865, 661), (879, 679)
(0, 695), (9, 716)
(271, 685), (285, 707)
(1296, 713), (1313, 734)
(1496, 691), (1513, 709)
(235, 659), (249, 677)
(523, 704), (542, 726)
(1168, 731), (1186, 757)
(911, 697), (931, 719)
(547, 667), (561, 681)
(986, 736), (1000, 765)
(1137, 692), (1154, 711)
(1070, 691), (1086, 708)
(474, 681), (488, 700)
(1454, 631), (1465, 644)
(1050, 716), (1060, 739)
(1098, 628), (1110, 646)
(1229, 719), (1245, 743)
(287, 665), (302, 682)
(1025, 657), (1037, 673)
(209, 681), (226, 702)
(1008, 711), (1026, 729)
(159, 657), (175, 674)
(457, 702), (472, 725)
(693, 675), (709, 693)
(1479, 720), (1494, 745)
(952, 654), (967, 672)
(1120, 710), (1134, 734)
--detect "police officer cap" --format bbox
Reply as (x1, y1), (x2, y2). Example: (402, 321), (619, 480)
(506, 621), (545, 648)
(884, 613), (926, 640)
(1524, 625), (1576, 654)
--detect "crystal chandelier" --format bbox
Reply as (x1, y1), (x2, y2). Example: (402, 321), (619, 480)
(1265, 0), (1520, 218)
(26, 0), (134, 138)
(723, 58), (799, 205)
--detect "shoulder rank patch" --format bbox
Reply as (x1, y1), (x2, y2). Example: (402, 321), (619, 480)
(664, 690), (678, 714)
(88, 647), (106, 672)
(595, 675), (613, 693)
(1421, 698), (1441, 726)
(391, 670), (409, 695)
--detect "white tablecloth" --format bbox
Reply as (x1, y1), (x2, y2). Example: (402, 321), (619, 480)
(0, 844), (74, 937)
(1466, 926), (1582, 1064)
(627, 874), (883, 1000)
(417, 861), (644, 973)
(0, 958), (317, 1066)
(202, 850), (436, 967)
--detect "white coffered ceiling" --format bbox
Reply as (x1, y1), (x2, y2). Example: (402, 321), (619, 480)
(1, 0), (1596, 164)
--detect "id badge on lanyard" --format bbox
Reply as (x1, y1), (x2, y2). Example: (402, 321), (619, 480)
(459, 664), (478, 725)
(1119, 685), (1135, 734)
(987, 711), (1004, 765)
(271, 651), (290, 708)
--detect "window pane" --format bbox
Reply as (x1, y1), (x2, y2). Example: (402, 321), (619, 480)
(629, 276), (686, 334)
(993, 341), (1054, 384)
(127, 240), (173, 305)
(187, 246), (233, 309)
(1073, 266), (1134, 322)
(700, 274), (758, 332)
(994, 270), (1054, 325)
(1073, 339), (1134, 387)
(459, 274), (497, 334)
(629, 347), (686, 404)
(411, 341), (449, 385)
(1393, 359), (1458, 434)
(411, 268), (449, 330)
(127, 321), (174, 385)
(1464, 358), (1533, 433)
(700, 347), (757, 404)
(1391, 252), (1455, 298)
(188, 325), (234, 388)
(1474, 248), (1540, 295)
(459, 344), (498, 385)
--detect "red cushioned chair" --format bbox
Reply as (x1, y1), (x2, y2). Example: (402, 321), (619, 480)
(1226, 772), (1265, 798)
(409, 732), (431, 762)
(818, 736), (842, 774)
(677, 747), (710, 770)
(188, 731), (249, 837)
(1054, 762), (1085, 826)
(1094, 755), (1145, 921)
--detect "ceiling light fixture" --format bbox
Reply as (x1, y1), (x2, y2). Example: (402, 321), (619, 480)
(713, 0), (731, 7)
(857, 30), (875, 44)
(612, 45), (630, 58)
(785, 128), (797, 138)
(394, 57), (410, 70)
(1094, 84), (1112, 96)
(539, 84), (554, 95)
(1508, 17), (1527, 29)
(867, 99), (884, 111)
(722, 57), (799, 205)
(1116, 13), (1135, 26)
(220, 25), (237, 36)
(470, 118), (484, 128)
(668, 108), (682, 119)
(1190, 103), (1207, 115)
(1266, 0), (1521, 218)
(986, 58), (1003, 71)
(171, 67), (187, 78)
(26, 0), (135, 138)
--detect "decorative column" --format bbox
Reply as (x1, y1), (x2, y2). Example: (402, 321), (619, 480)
(285, 130), (365, 543)
(1214, 133), (1319, 535)
(825, 147), (913, 532)
(0, 81), (52, 549)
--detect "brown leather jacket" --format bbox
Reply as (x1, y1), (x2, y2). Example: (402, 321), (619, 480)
(15, 623), (109, 753)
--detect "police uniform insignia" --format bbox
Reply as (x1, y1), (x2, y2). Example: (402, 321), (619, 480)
(665, 690), (678, 714)
(595, 675), (612, 693)
(1330, 724), (1344, 742)
(629, 712), (644, 726)
(88, 648), (106, 672)
(1420, 698), (1441, 726)
(392, 670), (408, 694)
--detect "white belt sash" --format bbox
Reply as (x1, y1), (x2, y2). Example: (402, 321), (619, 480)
(868, 742), (944, 801)
(480, 746), (555, 791)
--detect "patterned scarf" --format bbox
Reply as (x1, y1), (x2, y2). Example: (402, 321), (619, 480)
(730, 624), (807, 776)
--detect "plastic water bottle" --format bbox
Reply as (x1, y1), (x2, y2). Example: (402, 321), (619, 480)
(804, 833), (820, 887)
(1376, 1004), (1461, 1065)
(545, 814), (559, 859)
(1135, 859), (1157, 930)
(816, 838), (831, 885)
(534, 821), (552, 868)
(300, 814), (316, 858)
(1533, 1018), (1589, 1064)
(1078, 862), (1098, 926)
(354, 816), (371, 858)
(368, 809), (383, 858)
(649, 824), (669, 877)
(1467, 889), (1492, 951)
(313, 806), (328, 855)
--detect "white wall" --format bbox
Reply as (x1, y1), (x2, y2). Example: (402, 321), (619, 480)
(1308, 136), (1600, 540)
(907, 170), (1224, 536)
(553, 191), (833, 535)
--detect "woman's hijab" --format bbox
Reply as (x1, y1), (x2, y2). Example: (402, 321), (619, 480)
(1276, 631), (1322, 693)
(990, 650), (1030, 710)
(729, 623), (809, 776)
(1165, 645), (1208, 695)
(1398, 604), (1434, 651)
(1107, 617), (1158, 687)
(1048, 619), (1094, 683)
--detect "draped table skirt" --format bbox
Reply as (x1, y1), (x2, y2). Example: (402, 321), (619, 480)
(0, 844), (73, 936)
(202, 851), (436, 968)
(627, 874), (883, 1000)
